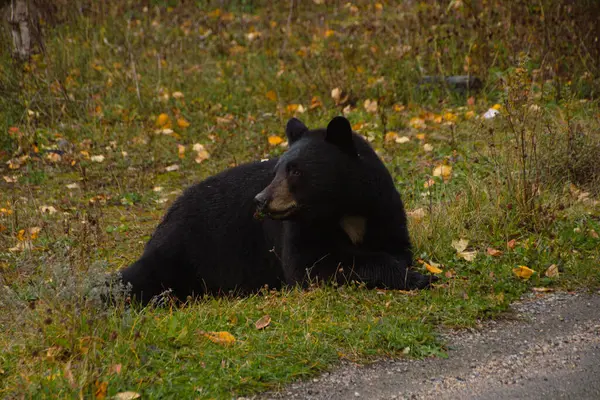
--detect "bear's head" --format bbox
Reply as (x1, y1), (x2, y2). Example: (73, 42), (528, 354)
(254, 116), (364, 221)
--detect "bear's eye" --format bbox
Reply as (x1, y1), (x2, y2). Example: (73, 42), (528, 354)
(289, 168), (301, 177)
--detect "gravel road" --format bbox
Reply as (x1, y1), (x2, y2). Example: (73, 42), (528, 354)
(259, 290), (600, 400)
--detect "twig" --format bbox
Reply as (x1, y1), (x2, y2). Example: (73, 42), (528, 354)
(279, 0), (295, 56)
(125, 22), (143, 108)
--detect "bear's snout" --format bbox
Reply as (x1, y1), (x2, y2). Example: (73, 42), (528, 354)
(254, 191), (269, 212)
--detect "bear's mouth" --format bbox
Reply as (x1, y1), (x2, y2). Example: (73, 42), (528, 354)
(254, 205), (298, 220)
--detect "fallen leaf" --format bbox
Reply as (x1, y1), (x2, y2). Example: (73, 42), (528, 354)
(433, 165), (452, 182)
(172, 91), (184, 99)
(255, 315), (271, 330)
(458, 251), (477, 261)
(532, 287), (554, 293)
(177, 118), (190, 128)
(112, 392), (141, 400)
(486, 247), (503, 257)
(363, 99), (378, 113)
(507, 239), (517, 249)
(177, 144), (186, 159)
(444, 269), (456, 278)
(483, 108), (499, 119)
(423, 178), (435, 188)
(452, 239), (469, 253)
(331, 87), (341, 103)
(407, 208), (425, 222)
(3, 176), (18, 183)
(156, 113), (171, 128)
(200, 331), (236, 346)
(193, 143), (211, 163)
(266, 90), (277, 101)
(165, 164), (180, 172)
(385, 131), (399, 143)
(544, 264), (559, 278)
(513, 265), (535, 279)
(46, 152), (62, 163)
(109, 364), (122, 375)
(268, 135), (284, 146)
(91, 155), (105, 163)
(40, 206), (57, 215)
(393, 104), (405, 112)
(425, 262), (443, 274)
(409, 117), (426, 129)
(66, 183), (80, 189)
(395, 136), (410, 144)
(423, 143), (433, 152)
(95, 380), (108, 400)
(29, 227), (41, 240)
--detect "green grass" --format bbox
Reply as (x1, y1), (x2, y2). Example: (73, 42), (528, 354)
(1, 1), (600, 398)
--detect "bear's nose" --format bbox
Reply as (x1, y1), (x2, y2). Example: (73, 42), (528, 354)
(254, 191), (269, 211)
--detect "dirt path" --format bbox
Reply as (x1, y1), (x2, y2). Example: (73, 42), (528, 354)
(260, 291), (600, 400)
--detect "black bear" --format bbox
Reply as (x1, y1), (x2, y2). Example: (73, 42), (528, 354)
(119, 116), (436, 305)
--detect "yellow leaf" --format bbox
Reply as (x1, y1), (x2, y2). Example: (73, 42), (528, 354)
(544, 264), (559, 278)
(266, 90), (277, 101)
(443, 112), (458, 123)
(324, 29), (336, 38)
(452, 239), (469, 253)
(200, 331), (236, 346)
(177, 118), (190, 128)
(415, 133), (426, 140)
(17, 229), (26, 241)
(156, 113), (171, 128)
(393, 104), (405, 112)
(486, 247), (503, 257)
(464, 110), (476, 120)
(268, 135), (284, 146)
(513, 265), (535, 279)
(385, 132), (399, 143)
(255, 315), (271, 330)
(433, 165), (452, 182)
(492, 103), (502, 110)
(113, 392), (141, 400)
(425, 262), (443, 274)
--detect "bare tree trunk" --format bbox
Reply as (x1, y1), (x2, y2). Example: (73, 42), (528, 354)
(9, 0), (31, 60)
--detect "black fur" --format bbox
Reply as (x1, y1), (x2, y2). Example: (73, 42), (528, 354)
(119, 117), (436, 305)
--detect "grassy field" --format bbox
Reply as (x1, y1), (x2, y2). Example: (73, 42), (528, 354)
(1, 1), (599, 398)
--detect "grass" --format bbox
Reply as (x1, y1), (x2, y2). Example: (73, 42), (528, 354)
(1, 0), (599, 398)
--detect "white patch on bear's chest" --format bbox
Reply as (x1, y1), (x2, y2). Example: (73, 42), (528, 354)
(340, 216), (366, 245)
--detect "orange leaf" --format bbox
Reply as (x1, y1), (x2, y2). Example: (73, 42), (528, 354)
(255, 315), (271, 330)
(156, 113), (171, 128)
(177, 118), (190, 128)
(94, 380), (108, 400)
(507, 239), (517, 249)
(268, 135), (283, 146)
(425, 262), (443, 274)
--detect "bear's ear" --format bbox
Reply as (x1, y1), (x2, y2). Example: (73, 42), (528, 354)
(286, 118), (308, 144)
(326, 116), (357, 156)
